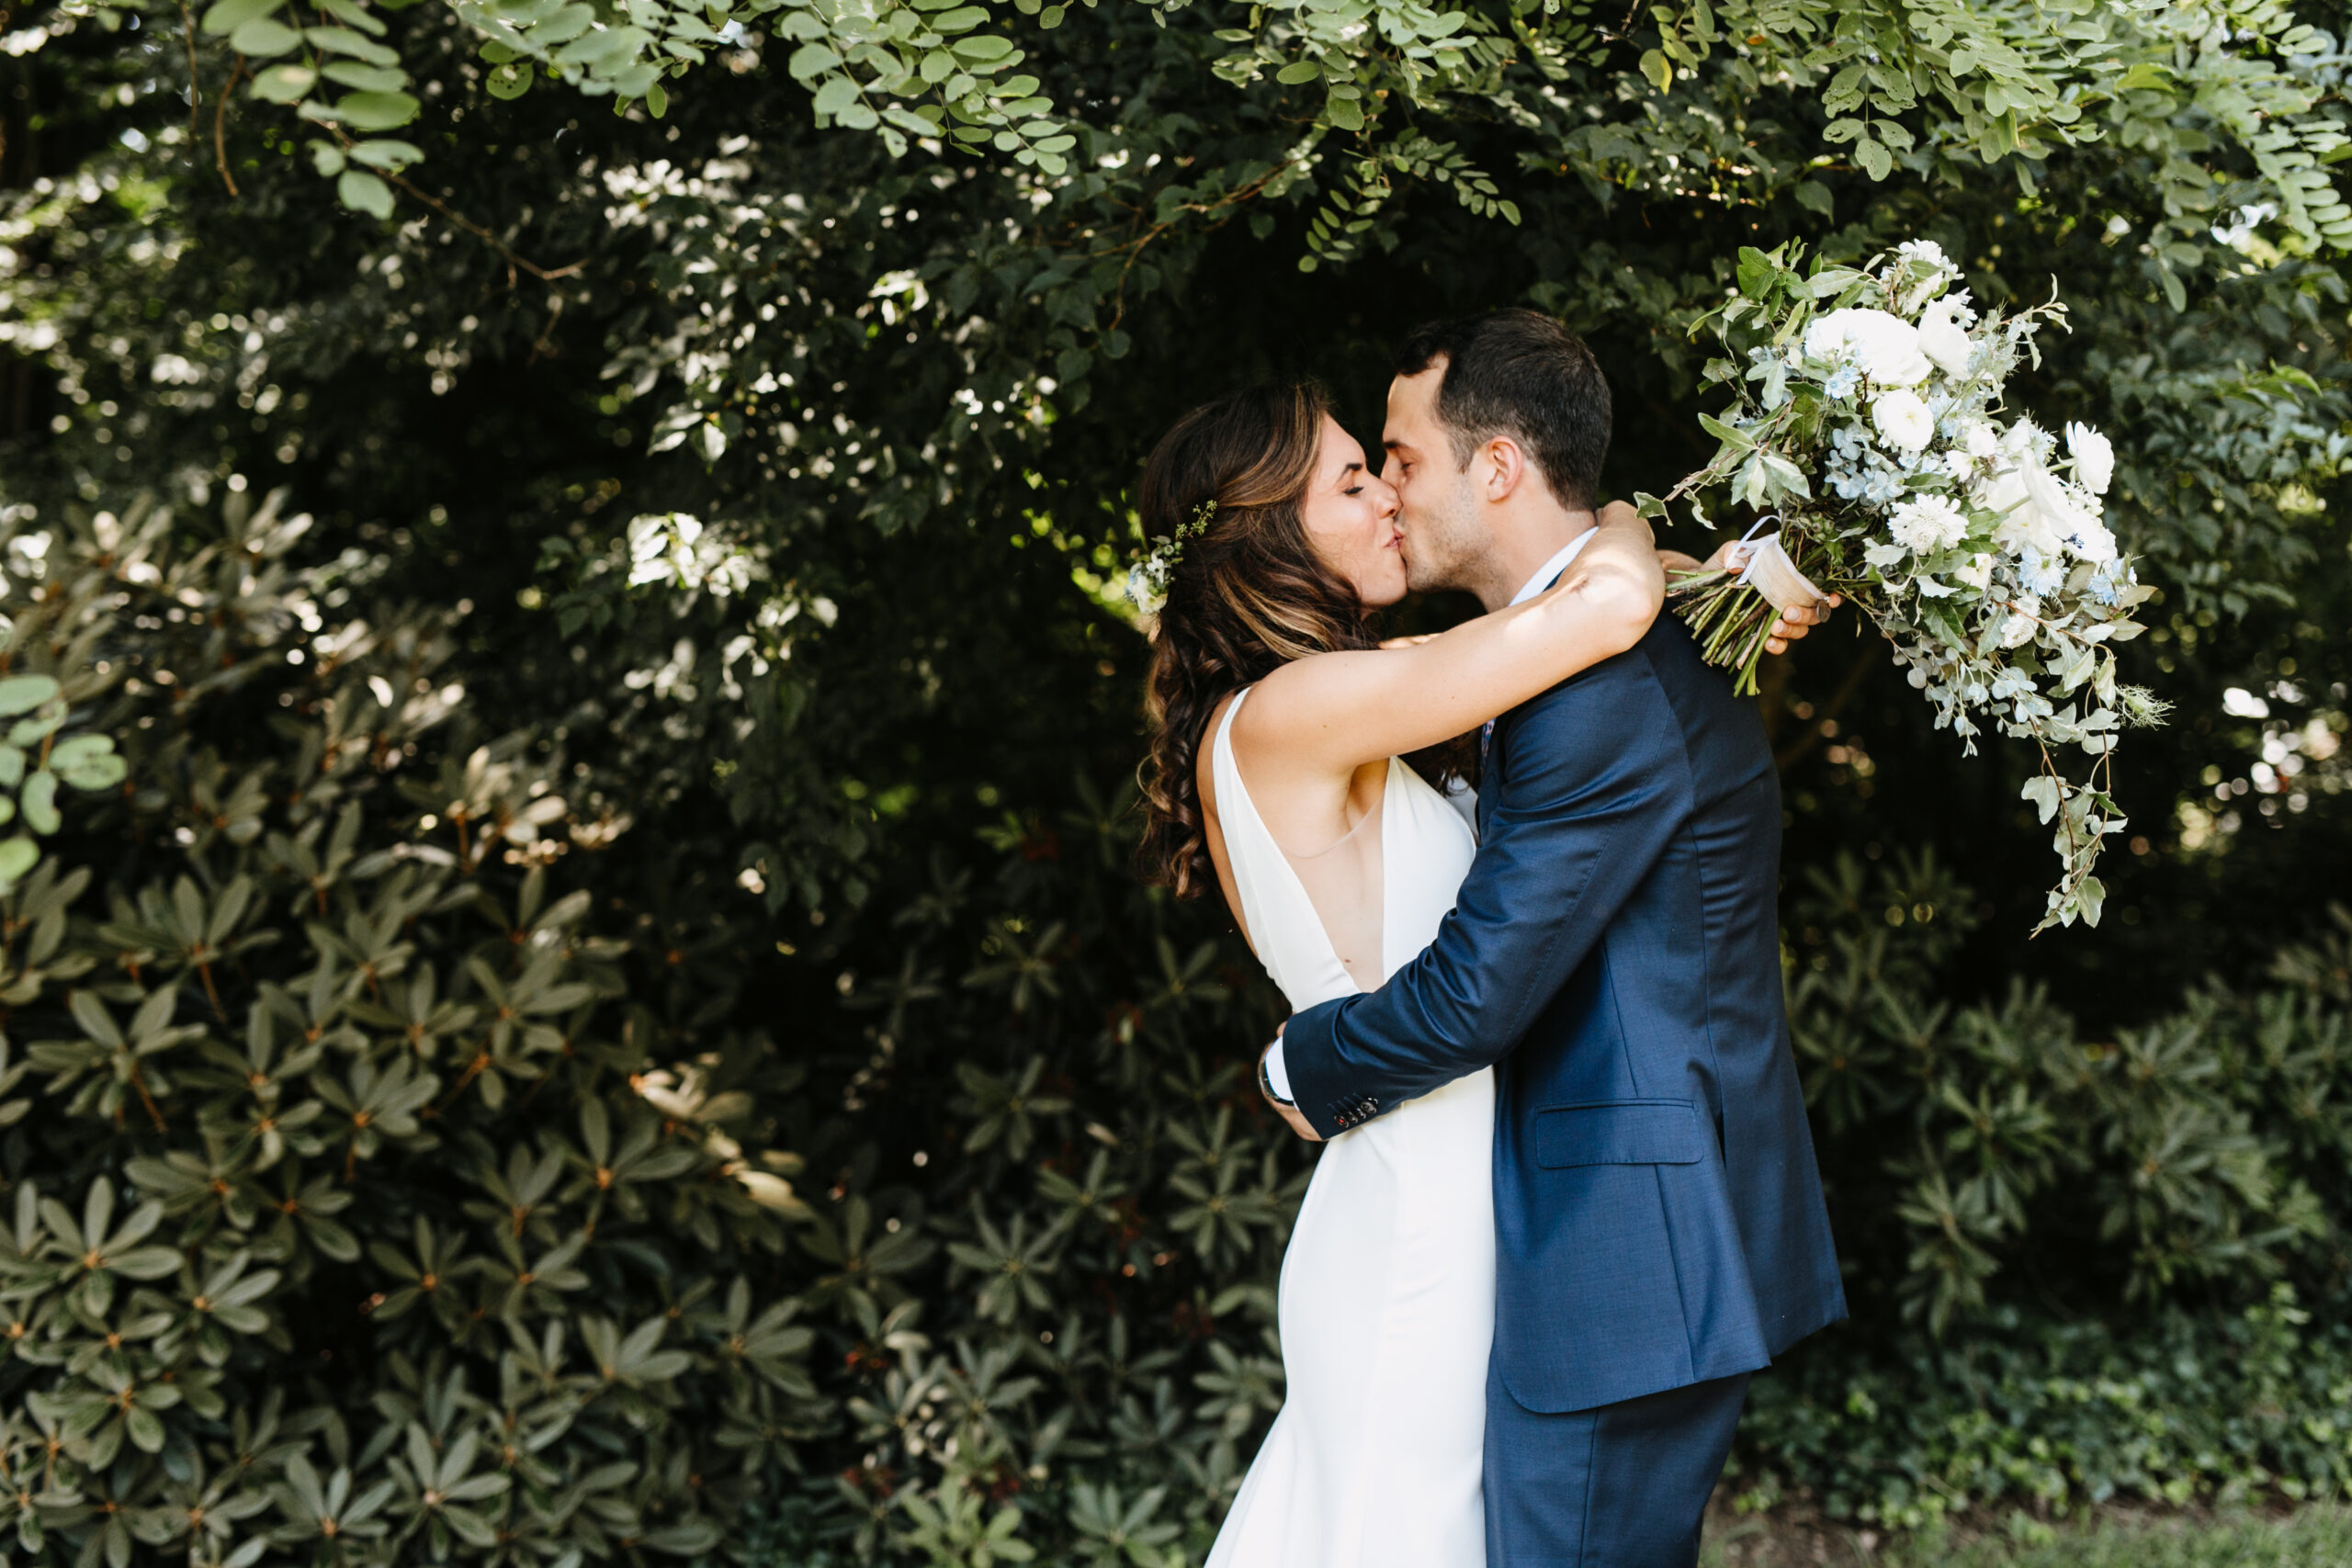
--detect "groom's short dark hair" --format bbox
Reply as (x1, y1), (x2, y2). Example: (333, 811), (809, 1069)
(1392, 310), (1611, 510)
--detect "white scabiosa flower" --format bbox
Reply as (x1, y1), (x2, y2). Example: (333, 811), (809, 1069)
(2065, 422), (2114, 495)
(1962, 420), (1999, 458)
(1871, 389), (1936, 452)
(1916, 296), (1973, 378)
(1805, 309), (1933, 386)
(1888, 494), (1969, 553)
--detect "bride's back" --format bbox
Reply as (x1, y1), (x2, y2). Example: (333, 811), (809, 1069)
(1203, 688), (1475, 1013)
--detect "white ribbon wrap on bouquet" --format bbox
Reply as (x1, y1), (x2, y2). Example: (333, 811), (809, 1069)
(1723, 519), (1830, 614)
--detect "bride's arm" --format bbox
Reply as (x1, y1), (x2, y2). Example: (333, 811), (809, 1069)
(1234, 502), (1664, 780)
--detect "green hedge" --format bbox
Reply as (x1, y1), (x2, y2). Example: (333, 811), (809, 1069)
(5, 492), (2349, 1567)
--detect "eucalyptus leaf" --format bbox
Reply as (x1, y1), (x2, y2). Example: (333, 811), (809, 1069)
(337, 170), (397, 218)
(229, 17), (305, 56)
(250, 63), (319, 103)
(198, 0), (282, 34)
(0, 676), (58, 717)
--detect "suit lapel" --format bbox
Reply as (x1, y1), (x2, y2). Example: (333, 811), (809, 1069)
(1475, 565), (1568, 843)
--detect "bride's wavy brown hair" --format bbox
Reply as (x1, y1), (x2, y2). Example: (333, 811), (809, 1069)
(1136, 383), (1385, 900)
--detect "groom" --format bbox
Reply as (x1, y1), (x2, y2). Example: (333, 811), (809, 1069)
(1260, 310), (1847, 1566)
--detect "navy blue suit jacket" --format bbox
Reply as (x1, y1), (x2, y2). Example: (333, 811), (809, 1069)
(1283, 615), (1846, 1415)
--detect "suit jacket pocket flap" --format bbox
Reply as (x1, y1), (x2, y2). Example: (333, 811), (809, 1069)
(1532, 1100), (1703, 1168)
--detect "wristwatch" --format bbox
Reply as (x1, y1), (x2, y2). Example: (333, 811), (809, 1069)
(1258, 1051), (1295, 1107)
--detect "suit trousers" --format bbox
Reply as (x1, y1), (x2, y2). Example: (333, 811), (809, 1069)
(1483, 1364), (1750, 1568)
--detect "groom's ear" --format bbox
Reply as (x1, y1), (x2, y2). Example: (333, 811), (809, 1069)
(1481, 436), (1530, 502)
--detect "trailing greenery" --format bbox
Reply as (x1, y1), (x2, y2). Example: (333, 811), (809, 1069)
(4, 0), (2352, 1563)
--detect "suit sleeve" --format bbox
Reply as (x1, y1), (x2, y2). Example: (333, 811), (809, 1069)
(1280, 646), (1693, 1140)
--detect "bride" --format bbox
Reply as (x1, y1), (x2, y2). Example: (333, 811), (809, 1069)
(1130, 381), (1814, 1566)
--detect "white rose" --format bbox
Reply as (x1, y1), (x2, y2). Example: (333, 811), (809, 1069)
(1916, 297), (1973, 378)
(1962, 420), (1998, 458)
(1871, 389), (1936, 452)
(2068, 519), (2119, 564)
(2066, 421), (2115, 495)
(1806, 308), (1933, 386)
(1975, 459), (2066, 558)
(1999, 613), (2039, 649)
(1888, 494), (1969, 553)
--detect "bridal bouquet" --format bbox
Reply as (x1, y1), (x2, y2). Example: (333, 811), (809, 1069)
(1639, 240), (2164, 932)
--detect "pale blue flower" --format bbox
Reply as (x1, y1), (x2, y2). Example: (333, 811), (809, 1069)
(2018, 549), (2065, 596)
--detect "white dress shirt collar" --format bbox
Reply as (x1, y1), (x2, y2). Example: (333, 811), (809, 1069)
(1507, 525), (1601, 609)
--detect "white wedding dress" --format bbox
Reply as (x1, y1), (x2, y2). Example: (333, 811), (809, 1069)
(1205, 688), (1495, 1568)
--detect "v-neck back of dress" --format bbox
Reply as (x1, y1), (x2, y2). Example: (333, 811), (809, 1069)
(1211, 686), (1474, 1006)
(1204, 683), (1495, 1568)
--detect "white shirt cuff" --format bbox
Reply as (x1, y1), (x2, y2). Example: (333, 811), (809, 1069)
(1262, 1038), (1293, 1102)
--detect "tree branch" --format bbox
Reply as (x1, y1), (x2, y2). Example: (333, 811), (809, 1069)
(214, 52), (243, 197)
(381, 165), (587, 284)
(178, 0), (202, 153)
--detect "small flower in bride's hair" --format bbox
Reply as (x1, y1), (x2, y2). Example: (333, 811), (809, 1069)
(1121, 498), (1220, 622)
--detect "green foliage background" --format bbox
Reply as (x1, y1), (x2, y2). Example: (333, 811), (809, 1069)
(4, 0), (2352, 1562)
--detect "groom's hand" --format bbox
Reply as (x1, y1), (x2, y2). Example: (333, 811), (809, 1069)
(1664, 545), (1840, 657)
(1759, 595), (1839, 656)
(1700, 539), (1843, 655)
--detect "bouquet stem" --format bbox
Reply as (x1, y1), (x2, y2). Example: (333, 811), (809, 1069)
(1669, 570), (1782, 698)
(1668, 535), (1834, 697)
